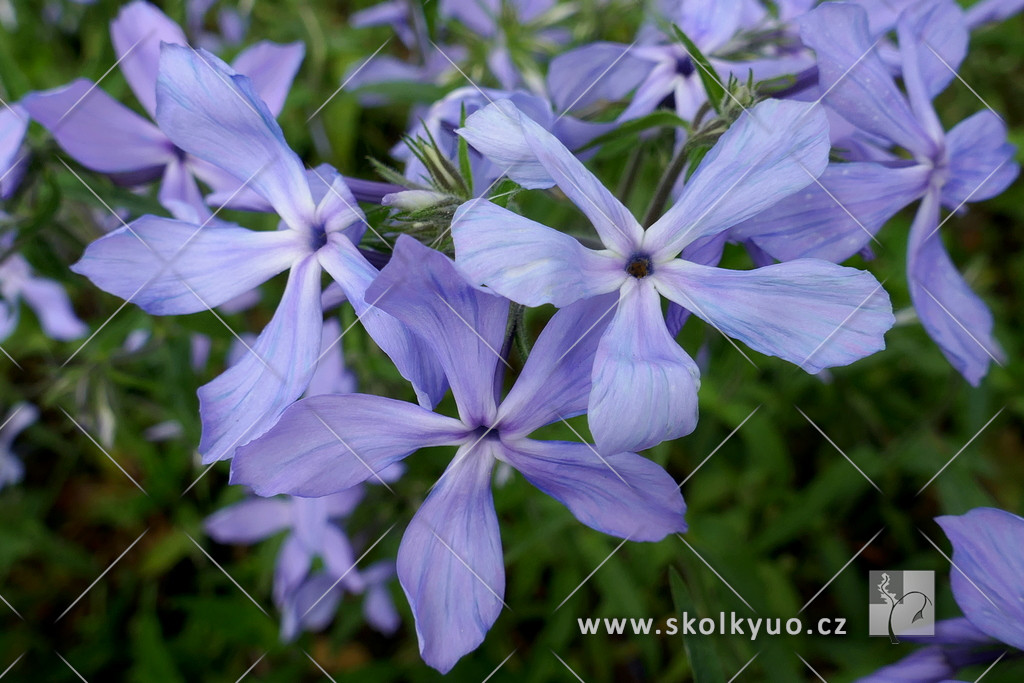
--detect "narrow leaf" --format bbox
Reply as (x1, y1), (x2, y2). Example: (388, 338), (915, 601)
(669, 566), (726, 683)
(671, 25), (726, 114)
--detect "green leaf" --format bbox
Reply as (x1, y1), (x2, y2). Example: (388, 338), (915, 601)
(669, 566), (726, 683)
(671, 24), (727, 114)
(458, 103), (474, 196)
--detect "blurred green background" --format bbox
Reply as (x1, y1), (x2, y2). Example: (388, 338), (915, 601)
(1, 0), (1023, 680)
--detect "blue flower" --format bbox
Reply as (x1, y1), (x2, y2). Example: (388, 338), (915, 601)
(231, 235), (687, 672)
(453, 98), (894, 454)
(22, 0), (304, 218)
(71, 45), (445, 462)
(790, 1), (1018, 385)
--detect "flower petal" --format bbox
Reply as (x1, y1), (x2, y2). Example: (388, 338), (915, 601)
(546, 42), (656, 114)
(230, 41), (305, 115)
(798, 3), (935, 157)
(317, 234), (448, 409)
(397, 442), (504, 673)
(198, 255), (323, 462)
(367, 235), (509, 426)
(734, 162), (929, 263)
(231, 393), (467, 497)
(459, 100), (643, 254)
(645, 99), (830, 258)
(943, 111), (1019, 207)
(204, 497), (292, 543)
(156, 44), (316, 229)
(110, 0), (188, 117)
(22, 79), (171, 175)
(654, 258), (894, 373)
(18, 276), (88, 341)
(452, 199), (625, 307)
(71, 216), (304, 315)
(936, 508), (1024, 650)
(497, 293), (618, 437)
(907, 192), (1002, 385)
(501, 439), (687, 541)
(589, 278), (700, 454)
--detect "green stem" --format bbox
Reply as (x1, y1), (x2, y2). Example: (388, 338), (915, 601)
(642, 144), (691, 227)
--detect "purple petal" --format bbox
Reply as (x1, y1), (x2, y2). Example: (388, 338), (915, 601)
(734, 162), (929, 263)
(308, 165), (366, 242)
(22, 79), (171, 174)
(907, 192), (1002, 385)
(451, 199), (625, 307)
(281, 572), (344, 641)
(71, 216), (304, 315)
(205, 497), (292, 543)
(513, 102), (644, 254)
(457, 99), (560, 190)
(158, 158), (209, 221)
(231, 393), (467, 497)
(198, 256), (323, 462)
(156, 44), (316, 229)
(936, 508), (1024, 649)
(110, 0), (188, 116)
(589, 279), (700, 454)
(501, 439), (687, 540)
(898, 0), (968, 100)
(230, 41), (305, 115)
(0, 402), (39, 449)
(317, 234), (447, 409)
(943, 111), (1019, 206)
(497, 293), (617, 437)
(459, 100), (644, 254)
(367, 235), (509, 426)
(0, 105), (28, 182)
(18, 276), (88, 340)
(645, 99), (830, 258)
(654, 258), (894, 373)
(305, 317), (358, 397)
(966, 0), (1024, 27)
(799, 3), (936, 157)
(364, 568), (401, 634)
(546, 43), (656, 114)
(274, 534), (312, 607)
(397, 442), (504, 673)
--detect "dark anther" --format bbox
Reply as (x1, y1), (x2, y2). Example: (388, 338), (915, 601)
(625, 255), (652, 278)
(676, 55), (695, 77)
(310, 226), (328, 251)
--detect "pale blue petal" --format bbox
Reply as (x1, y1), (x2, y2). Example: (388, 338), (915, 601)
(71, 216), (304, 315)
(198, 256), (323, 462)
(397, 441), (503, 673)
(645, 99), (830, 258)
(156, 44), (316, 229)
(230, 393), (467, 497)
(500, 439), (687, 541)
(654, 258), (894, 373)
(589, 278), (700, 454)
(452, 199), (625, 307)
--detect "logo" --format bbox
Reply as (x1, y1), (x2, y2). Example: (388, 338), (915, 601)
(868, 570), (934, 642)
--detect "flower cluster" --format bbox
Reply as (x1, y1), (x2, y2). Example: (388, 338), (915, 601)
(3, 0), (1021, 675)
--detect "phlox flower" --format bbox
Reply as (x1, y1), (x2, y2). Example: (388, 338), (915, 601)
(0, 232), (87, 342)
(22, 0), (304, 218)
(857, 507), (1024, 682)
(230, 235), (687, 672)
(453, 98), (894, 455)
(205, 486), (399, 641)
(71, 44), (444, 463)
(790, 1), (1018, 385)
